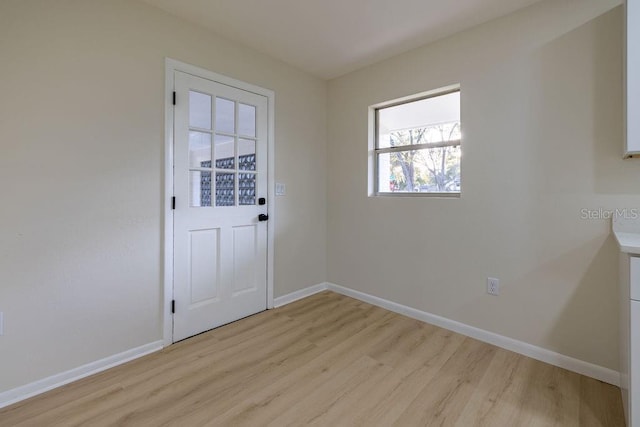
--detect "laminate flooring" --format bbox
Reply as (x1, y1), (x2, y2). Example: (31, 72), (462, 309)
(0, 291), (625, 426)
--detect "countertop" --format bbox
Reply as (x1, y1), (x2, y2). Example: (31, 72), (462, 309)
(614, 231), (640, 255)
(613, 215), (640, 255)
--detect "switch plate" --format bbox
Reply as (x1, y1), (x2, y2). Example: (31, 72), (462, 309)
(275, 182), (286, 196)
(487, 277), (500, 296)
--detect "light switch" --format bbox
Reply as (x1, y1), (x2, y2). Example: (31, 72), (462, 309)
(275, 182), (286, 196)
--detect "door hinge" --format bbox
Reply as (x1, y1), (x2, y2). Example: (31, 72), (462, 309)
(172, 196), (176, 210)
(171, 300), (175, 314)
(172, 91), (176, 105)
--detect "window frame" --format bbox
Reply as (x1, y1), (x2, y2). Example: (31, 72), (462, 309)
(368, 84), (461, 198)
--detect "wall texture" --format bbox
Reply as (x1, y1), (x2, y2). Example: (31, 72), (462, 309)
(327, 0), (639, 371)
(0, 0), (327, 393)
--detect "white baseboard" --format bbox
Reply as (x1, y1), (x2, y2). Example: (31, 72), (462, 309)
(3, 282), (619, 410)
(273, 283), (328, 308)
(0, 340), (163, 409)
(326, 283), (620, 387)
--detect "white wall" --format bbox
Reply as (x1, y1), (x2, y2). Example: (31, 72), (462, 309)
(0, 0), (327, 393)
(327, 0), (640, 371)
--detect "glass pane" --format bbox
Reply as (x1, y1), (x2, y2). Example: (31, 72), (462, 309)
(216, 172), (235, 206)
(239, 173), (256, 205)
(190, 170), (212, 207)
(238, 139), (256, 171)
(377, 91), (460, 148)
(215, 97), (235, 134)
(189, 91), (212, 129)
(214, 134), (235, 169)
(378, 146), (461, 193)
(238, 103), (256, 137)
(189, 131), (212, 168)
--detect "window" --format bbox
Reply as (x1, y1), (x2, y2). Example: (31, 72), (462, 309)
(371, 86), (461, 196)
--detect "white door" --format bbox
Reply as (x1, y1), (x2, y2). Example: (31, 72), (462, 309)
(173, 71), (269, 342)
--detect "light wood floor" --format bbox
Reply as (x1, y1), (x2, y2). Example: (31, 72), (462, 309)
(0, 291), (625, 426)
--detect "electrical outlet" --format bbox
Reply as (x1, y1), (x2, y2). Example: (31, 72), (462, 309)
(487, 278), (500, 296)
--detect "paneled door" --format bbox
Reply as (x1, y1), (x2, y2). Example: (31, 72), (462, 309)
(173, 71), (268, 342)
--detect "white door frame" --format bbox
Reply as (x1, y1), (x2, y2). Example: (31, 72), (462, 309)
(163, 58), (275, 347)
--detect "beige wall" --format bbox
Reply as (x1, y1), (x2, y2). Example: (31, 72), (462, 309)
(327, 0), (639, 371)
(0, 0), (326, 392)
(1, 0), (636, 397)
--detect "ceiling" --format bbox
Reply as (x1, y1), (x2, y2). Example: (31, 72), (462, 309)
(142, 0), (545, 79)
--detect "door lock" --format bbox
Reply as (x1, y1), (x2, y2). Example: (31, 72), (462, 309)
(258, 214), (269, 222)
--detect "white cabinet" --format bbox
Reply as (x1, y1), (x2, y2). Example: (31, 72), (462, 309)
(625, 0), (640, 156)
(621, 255), (640, 426)
(632, 299), (640, 426)
(615, 219), (640, 426)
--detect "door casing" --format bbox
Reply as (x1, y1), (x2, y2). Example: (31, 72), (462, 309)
(163, 58), (275, 347)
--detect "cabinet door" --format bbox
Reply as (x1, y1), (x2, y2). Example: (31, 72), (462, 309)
(626, 0), (640, 155)
(631, 300), (640, 425)
(631, 257), (640, 300)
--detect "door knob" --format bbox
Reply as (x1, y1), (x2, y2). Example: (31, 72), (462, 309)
(258, 214), (269, 222)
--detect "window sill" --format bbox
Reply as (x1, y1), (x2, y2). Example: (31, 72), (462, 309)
(372, 192), (460, 198)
